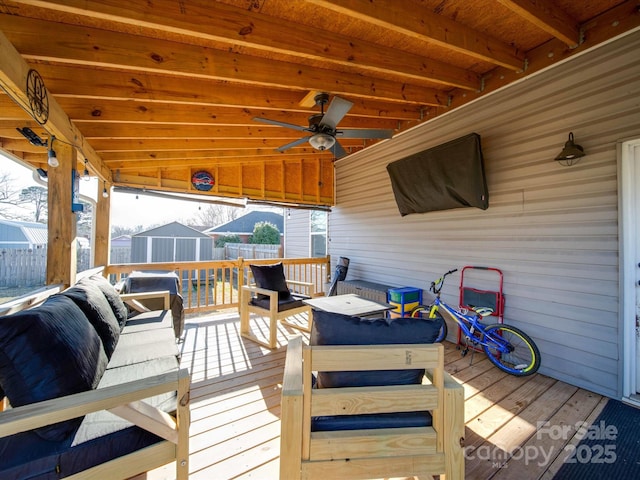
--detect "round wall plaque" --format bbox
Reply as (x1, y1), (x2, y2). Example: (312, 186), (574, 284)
(191, 170), (215, 191)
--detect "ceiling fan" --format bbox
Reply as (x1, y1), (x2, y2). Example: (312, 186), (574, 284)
(252, 93), (394, 159)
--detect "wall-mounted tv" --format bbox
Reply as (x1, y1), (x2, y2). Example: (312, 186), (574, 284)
(386, 132), (489, 216)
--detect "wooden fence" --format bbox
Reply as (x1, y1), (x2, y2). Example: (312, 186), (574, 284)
(0, 244), (278, 288)
(0, 249), (47, 287)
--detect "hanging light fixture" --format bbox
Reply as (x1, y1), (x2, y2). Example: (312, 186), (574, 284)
(102, 180), (109, 198)
(82, 159), (91, 181)
(308, 132), (336, 151)
(47, 135), (59, 167)
(555, 132), (585, 167)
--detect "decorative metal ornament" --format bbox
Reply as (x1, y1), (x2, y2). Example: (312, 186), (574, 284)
(191, 170), (215, 191)
(26, 69), (49, 125)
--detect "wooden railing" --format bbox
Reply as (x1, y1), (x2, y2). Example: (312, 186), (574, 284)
(105, 257), (330, 314)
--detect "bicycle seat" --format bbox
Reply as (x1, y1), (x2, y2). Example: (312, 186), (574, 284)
(473, 306), (494, 317)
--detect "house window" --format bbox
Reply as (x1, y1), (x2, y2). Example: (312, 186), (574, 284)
(310, 210), (327, 257)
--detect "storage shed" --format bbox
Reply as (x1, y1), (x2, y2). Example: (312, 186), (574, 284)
(131, 222), (214, 263)
(0, 219), (47, 250)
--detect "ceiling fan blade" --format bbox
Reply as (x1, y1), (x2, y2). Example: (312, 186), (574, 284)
(253, 117), (307, 132)
(276, 136), (312, 152)
(338, 128), (394, 139)
(319, 96), (354, 130)
(331, 141), (349, 159)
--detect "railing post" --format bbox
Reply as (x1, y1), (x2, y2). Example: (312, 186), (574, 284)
(238, 257), (245, 290)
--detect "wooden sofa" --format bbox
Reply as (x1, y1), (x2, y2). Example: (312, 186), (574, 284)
(279, 309), (465, 480)
(0, 271), (190, 480)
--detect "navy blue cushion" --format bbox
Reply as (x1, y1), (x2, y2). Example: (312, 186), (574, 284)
(79, 275), (128, 329)
(312, 411), (432, 432)
(249, 294), (307, 312)
(62, 283), (121, 359)
(0, 356), (179, 479)
(310, 309), (443, 388)
(250, 263), (291, 300)
(0, 295), (108, 441)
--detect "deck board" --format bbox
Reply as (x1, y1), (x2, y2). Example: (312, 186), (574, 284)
(144, 311), (606, 480)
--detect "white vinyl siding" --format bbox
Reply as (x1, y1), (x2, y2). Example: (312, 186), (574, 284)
(328, 29), (640, 399)
(284, 209), (310, 258)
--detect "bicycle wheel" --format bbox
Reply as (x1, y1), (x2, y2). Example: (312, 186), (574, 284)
(410, 305), (447, 342)
(482, 324), (540, 376)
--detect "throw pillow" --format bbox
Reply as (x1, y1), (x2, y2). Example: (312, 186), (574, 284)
(0, 295), (108, 441)
(310, 309), (443, 388)
(249, 263), (291, 300)
(63, 283), (121, 359)
(79, 274), (128, 329)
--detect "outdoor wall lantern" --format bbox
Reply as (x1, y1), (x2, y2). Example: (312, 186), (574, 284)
(47, 135), (59, 168)
(555, 132), (585, 167)
(82, 159), (91, 180)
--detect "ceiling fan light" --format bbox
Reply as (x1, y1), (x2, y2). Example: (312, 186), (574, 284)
(309, 133), (335, 151)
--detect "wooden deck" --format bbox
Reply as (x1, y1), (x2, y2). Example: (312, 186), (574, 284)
(145, 310), (608, 480)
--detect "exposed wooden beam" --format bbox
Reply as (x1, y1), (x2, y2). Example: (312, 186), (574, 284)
(0, 14), (446, 106)
(30, 63), (423, 121)
(497, 0), (580, 47)
(46, 97), (401, 130)
(75, 123), (387, 140)
(11, 0), (480, 91)
(99, 147), (332, 162)
(0, 29), (110, 181)
(88, 137), (372, 152)
(305, 0), (526, 71)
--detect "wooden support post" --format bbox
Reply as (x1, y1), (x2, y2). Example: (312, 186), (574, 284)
(94, 180), (111, 267)
(46, 140), (76, 287)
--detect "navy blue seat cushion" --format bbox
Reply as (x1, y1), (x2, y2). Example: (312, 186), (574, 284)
(249, 294), (308, 312)
(0, 357), (178, 479)
(0, 295), (108, 441)
(79, 275), (128, 329)
(310, 309), (443, 388)
(250, 263), (291, 300)
(62, 282), (121, 359)
(311, 411), (432, 432)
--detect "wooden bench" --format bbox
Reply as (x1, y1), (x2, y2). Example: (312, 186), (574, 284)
(0, 268), (190, 480)
(280, 336), (465, 479)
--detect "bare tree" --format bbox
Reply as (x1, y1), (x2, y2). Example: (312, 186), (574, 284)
(189, 204), (241, 228)
(0, 170), (21, 219)
(19, 186), (48, 223)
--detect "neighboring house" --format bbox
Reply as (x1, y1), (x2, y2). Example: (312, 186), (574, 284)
(0, 218), (47, 250)
(111, 234), (132, 249)
(131, 222), (214, 263)
(317, 31), (638, 402)
(110, 235), (131, 264)
(205, 211), (284, 246)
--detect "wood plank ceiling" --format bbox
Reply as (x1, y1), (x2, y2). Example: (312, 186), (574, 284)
(0, 0), (638, 207)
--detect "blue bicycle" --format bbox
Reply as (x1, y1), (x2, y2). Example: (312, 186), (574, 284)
(411, 269), (541, 376)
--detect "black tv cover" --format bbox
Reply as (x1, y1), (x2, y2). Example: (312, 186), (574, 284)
(386, 133), (489, 216)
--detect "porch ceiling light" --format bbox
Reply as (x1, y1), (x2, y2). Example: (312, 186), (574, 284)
(47, 135), (59, 168)
(308, 132), (335, 151)
(555, 132), (585, 167)
(82, 159), (91, 181)
(102, 180), (109, 198)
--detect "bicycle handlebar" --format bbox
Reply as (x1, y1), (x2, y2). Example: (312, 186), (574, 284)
(430, 268), (458, 294)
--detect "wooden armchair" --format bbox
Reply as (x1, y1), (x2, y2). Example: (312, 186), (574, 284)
(240, 263), (314, 349)
(280, 336), (465, 479)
